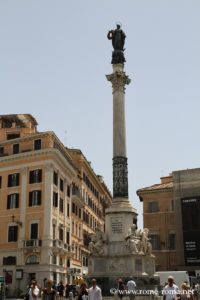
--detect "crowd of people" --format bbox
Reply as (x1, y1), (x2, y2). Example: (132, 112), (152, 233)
(163, 276), (199, 300)
(24, 278), (102, 300)
(24, 276), (200, 300)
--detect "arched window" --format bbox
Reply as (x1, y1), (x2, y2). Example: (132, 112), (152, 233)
(26, 255), (39, 264)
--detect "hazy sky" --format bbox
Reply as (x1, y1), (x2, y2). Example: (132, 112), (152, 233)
(0, 1), (200, 227)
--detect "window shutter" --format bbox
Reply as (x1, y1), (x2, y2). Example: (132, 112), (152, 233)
(38, 190), (41, 205)
(29, 171), (33, 184)
(8, 175), (12, 187)
(29, 192), (32, 206)
(16, 193), (19, 208)
(55, 193), (58, 207)
(14, 226), (18, 241)
(7, 195), (11, 209)
(16, 173), (20, 186)
(39, 169), (42, 182)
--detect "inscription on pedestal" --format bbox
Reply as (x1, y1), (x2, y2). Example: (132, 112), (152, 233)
(111, 217), (123, 234)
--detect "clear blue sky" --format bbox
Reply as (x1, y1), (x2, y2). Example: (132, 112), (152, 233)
(0, 1), (200, 228)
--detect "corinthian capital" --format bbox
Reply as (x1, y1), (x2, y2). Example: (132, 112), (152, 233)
(106, 71), (131, 93)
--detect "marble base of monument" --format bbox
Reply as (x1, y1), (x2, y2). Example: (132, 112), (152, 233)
(87, 201), (158, 296)
(88, 253), (158, 295)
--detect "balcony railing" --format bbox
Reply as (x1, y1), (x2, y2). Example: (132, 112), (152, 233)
(52, 239), (73, 253)
(72, 187), (84, 204)
(24, 239), (42, 247)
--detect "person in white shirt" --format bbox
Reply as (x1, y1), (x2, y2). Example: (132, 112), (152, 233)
(28, 280), (40, 300)
(126, 277), (136, 300)
(163, 276), (179, 300)
(88, 279), (102, 300)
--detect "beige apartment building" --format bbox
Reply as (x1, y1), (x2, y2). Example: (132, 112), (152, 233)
(137, 169), (200, 274)
(0, 114), (112, 296)
(137, 175), (176, 271)
(68, 149), (112, 280)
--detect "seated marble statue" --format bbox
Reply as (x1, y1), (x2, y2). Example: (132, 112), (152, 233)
(125, 225), (153, 256)
(89, 228), (106, 255)
(125, 224), (141, 254)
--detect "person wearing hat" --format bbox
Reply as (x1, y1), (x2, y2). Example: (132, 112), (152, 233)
(88, 279), (102, 300)
(163, 276), (179, 300)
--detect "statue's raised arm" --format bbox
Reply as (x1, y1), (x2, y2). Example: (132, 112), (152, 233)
(107, 24), (126, 65)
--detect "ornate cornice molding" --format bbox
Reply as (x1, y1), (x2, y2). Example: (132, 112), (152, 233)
(0, 148), (76, 177)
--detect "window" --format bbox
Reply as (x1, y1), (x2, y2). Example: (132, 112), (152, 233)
(66, 231), (70, 244)
(59, 198), (64, 213)
(34, 139), (41, 150)
(72, 221), (74, 235)
(67, 203), (70, 217)
(59, 257), (63, 266)
(72, 202), (75, 213)
(53, 171), (58, 186)
(0, 176), (2, 189)
(59, 227), (63, 241)
(8, 226), (18, 242)
(29, 169), (42, 184)
(169, 234), (176, 250)
(30, 223), (38, 239)
(8, 173), (20, 187)
(26, 255), (39, 264)
(7, 193), (19, 209)
(53, 272), (57, 282)
(13, 144), (19, 154)
(3, 256), (16, 265)
(149, 234), (160, 250)
(67, 259), (70, 267)
(53, 224), (56, 240)
(53, 192), (58, 207)
(79, 225), (81, 238)
(79, 208), (81, 219)
(29, 190), (41, 206)
(7, 133), (20, 140)
(0, 147), (4, 155)
(52, 255), (57, 265)
(148, 201), (159, 213)
(60, 179), (64, 192)
(85, 257), (88, 267)
(67, 185), (70, 197)
(170, 200), (174, 211)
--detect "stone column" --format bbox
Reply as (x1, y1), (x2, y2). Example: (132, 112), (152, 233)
(106, 63), (131, 202)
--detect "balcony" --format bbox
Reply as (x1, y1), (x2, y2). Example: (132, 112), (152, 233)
(72, 185), (85, 206)
(23, 239), (42, 253)
(52, 239), (74, 257)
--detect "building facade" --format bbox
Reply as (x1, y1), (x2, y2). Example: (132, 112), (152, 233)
(137, 169), (200, 274)
(0, 114), (112, 296)
(68, 149), (112, 281)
